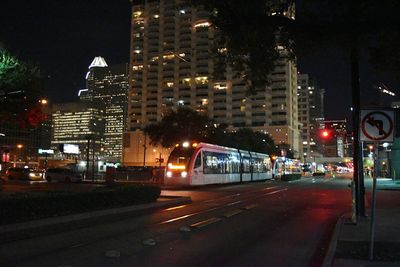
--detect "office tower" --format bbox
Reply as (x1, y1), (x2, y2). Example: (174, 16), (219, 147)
(51, 102), (103, 159)
(298, 73), (325, 160)
(127, 0), (300, 158)
(85, 57), (129, 162)
(323, 120), (348, 157)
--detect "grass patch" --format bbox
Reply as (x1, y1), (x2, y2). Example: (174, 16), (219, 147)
(0, 184), (161, 225)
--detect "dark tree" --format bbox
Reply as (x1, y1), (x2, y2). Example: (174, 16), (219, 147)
(144, 107), (216, 148)
(0, 48), (46, 128)
(219, 128), (278, 155)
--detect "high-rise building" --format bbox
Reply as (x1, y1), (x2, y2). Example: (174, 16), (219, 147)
(127, 0), (300, 161)
(323, 120), (348, 157)
(51, 102), (103, 159)
(84, 57), (129, 162)
(298, 73), (325, 160)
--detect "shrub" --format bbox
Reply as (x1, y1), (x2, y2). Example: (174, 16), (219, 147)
(0, 184), (161, 225)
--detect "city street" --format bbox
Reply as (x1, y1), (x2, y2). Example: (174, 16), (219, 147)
(0, 175), (357, 267)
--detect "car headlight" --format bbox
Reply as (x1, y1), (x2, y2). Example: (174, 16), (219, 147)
(29, 173), (36, 177)
(166, 171), (172, 177)
(181, 171), (187, 178)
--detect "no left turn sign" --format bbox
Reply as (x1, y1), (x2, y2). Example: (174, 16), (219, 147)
(360, 109), (395, 142)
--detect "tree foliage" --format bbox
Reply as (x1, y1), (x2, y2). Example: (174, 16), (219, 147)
(197, 0), (400, 89)
(144, 107), (215, 148)
(0, 48), (46, 128)
(197, 0), (295, 93)
(144, 107), (279, 155)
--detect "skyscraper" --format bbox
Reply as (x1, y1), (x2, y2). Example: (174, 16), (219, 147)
(51, 102), (103, 159)
(127, 0), (300, 158)
(84, 57), (129, 162)
(298, 73), (325, 160)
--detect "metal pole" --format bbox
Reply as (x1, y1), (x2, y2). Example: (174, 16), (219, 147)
(369, 142), (378, 260)
(143, 133), (147, 167)
(92, 138), (95, 182)
(86, 136), (90, 181)
(351, 46), (365, 217)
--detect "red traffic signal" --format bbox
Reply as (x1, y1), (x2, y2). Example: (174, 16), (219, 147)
(320, 129), (332, 139)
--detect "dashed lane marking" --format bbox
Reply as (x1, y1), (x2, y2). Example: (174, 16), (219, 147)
(142, 238), (156, 246)
(263, 188), (288, 196)
(190, 217), (222, 229)
(243, 204), (258, 210)
(223, 209), (243, 218)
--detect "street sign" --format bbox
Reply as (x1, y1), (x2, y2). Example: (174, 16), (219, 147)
(38, 149), (54, 154)
(360, 109), (394, 142)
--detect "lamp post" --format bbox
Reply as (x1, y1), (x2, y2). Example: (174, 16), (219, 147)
(16, 144), (23, 167)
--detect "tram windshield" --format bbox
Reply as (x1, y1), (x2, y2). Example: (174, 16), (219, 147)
(167, 147), (195, 167)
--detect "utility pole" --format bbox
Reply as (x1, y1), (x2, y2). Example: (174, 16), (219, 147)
(143, 133), (147, 167)
(351, 47), (365, 217)
(86, 135), (91, 181)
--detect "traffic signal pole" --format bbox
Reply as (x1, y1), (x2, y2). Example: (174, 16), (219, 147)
(351, 47), (366, 217)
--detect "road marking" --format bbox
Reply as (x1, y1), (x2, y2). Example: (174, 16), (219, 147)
(223, 209), (243, 218)
(179, 226), (191, 232)
(158, 207), (219, 225)
(70, 243), (85, 248)
(142, 238), (156, 246)
(262, 186), (281, 191)
(164, 205), (188, 211)
(190, 217), (221, 229)
(105, 250), (121, 258)
(243, 204), (257, 210)
(226, 200), (242, 206)
(264, 188), (288, 196)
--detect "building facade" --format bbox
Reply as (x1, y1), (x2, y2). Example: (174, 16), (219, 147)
(84, 57), (129, 162)
(51, 102), (104, 160)
(297, 73), (325, 161)
(126, 0), (301, 163)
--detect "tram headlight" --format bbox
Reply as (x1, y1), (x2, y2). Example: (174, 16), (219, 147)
(181, 171), (187, 178)
(166, 171), (172, 178)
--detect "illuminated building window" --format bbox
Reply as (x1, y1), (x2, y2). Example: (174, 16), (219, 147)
(194, 21), (211, 28)
(195, 76), (208, 85)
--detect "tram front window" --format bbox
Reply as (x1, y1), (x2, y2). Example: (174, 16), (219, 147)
(167, 147), (195, 168)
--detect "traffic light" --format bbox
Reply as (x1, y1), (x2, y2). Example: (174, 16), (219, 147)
(320, 129), (332, 140)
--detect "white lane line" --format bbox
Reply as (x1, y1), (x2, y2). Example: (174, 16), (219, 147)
(223, 209), (243, 218)
(264, 188), (288, 196)
(226, 200), (242, 206)
(142, 238), (156, 246)
(190, 217), (222, 229)
(158, 207), (219, 225)
(243, 204), (258, 210)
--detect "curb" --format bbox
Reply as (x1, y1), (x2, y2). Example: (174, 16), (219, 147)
(322, 214), (346, 267)
(0, 196), (192, 242)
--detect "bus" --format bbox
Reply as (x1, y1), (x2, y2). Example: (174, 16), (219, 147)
(164, 142), (273, 185)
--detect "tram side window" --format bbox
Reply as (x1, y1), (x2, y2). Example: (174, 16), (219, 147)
(203, 151), (219, 174)
(242, 157), (251, 173)
(203, 151), (226, 174)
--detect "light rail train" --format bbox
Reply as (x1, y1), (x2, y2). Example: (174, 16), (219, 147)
(164, 142), (273, 185)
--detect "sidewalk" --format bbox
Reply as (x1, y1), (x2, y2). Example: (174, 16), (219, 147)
(325, 178), (400, 267)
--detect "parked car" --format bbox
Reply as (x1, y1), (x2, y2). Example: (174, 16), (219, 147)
(5, 167), (44, 181)
(44, 168), (82, 183)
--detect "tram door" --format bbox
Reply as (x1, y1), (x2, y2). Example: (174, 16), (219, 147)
(191, 152), (203, 184)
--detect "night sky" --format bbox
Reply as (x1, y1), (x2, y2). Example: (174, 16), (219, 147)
(1, 0), (399, 123)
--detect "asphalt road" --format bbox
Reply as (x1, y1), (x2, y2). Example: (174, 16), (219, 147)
(0, 176), (353, 267)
